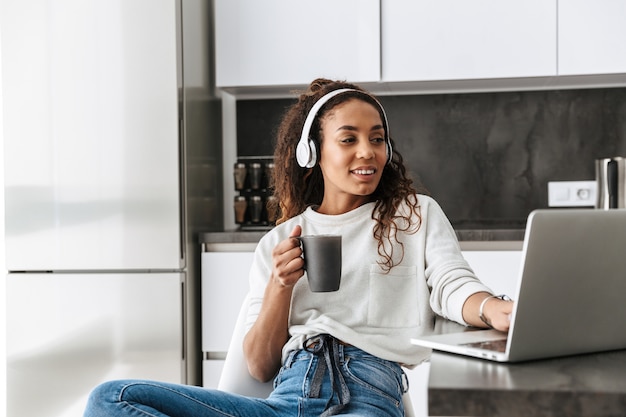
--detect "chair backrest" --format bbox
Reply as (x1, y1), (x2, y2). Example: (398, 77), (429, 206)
(217, 294), (416, 417)
(217, 293), (273, 397)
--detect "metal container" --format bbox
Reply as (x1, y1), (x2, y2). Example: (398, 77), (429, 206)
(266, 195), (279, 224)
(234, 163), (247, 191)
(234, 196), (247, 224)
(249, 163), (263, 190)
(596, 157), (626, 209)
(264, 162), (275, 189)
(249, 195), (263, 223)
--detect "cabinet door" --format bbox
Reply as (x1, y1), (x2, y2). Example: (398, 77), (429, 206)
(203, 359), (225, 389)
(382, 0), (557, 82)
(462, 251), (522, 296)
(215, 0), (380, 87)
(558, 0), (626, 76)
(201, 251), (255, 352)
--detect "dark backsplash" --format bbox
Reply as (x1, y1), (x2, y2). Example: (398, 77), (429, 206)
(237, 88), (626, 228)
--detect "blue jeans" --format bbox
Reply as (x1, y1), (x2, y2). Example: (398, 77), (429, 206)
(83, 344), (407, 417)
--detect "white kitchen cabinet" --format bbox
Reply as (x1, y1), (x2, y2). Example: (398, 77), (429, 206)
(214, 0), (380, 88)
(201, 250), (255, 388)
(558, 0), (626, 76)
(381, 0), (557, 82)
(201, 251), (255, 353)
(462, 250), (523, 297)
(214, 0), (626, 94)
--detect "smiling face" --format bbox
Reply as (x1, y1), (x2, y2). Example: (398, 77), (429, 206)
(316, 98), (387, 214)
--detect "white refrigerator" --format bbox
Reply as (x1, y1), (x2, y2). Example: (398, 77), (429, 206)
(1, 1), (220, 416)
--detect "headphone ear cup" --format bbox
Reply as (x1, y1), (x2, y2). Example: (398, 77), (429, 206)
(296, 138), (317, 168)
(308, 140), (318, 167)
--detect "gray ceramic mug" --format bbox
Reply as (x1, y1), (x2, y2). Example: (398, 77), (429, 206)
(298, 235), (342, 292)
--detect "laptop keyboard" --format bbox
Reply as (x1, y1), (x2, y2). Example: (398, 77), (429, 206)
(462, 338), (508, 352)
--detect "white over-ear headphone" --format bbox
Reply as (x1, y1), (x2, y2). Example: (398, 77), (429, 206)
(295, 88), (393, 168)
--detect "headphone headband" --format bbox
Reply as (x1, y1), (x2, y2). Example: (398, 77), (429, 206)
(295, 88), (392, 168)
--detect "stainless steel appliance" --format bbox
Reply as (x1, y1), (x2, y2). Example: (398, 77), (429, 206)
(1, 1), (221, 416)
(596, 157), (626, 209)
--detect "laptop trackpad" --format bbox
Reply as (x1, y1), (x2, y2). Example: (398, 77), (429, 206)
(420, 329), (507, 348)
(461, 338), (508, 353)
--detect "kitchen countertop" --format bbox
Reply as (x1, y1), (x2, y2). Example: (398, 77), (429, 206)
(200, 229), (526, 251)
(427, 349), (626, 416)
(413, 319), (626, 416)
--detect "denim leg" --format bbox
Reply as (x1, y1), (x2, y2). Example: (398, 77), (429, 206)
(84, 347), (406, 417)
(83, 379), (276, 417)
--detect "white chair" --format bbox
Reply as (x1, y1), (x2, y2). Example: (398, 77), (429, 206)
(217, 293), (273, 398)
(217, 294), (416, 417)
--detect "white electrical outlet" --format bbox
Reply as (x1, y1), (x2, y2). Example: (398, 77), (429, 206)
(548, 181), (597, 207)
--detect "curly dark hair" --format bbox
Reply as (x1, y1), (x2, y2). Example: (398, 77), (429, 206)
(272, 78), (426, 271)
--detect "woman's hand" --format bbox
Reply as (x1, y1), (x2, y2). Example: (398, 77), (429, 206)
(270, 225), (305, 288)
(462, 292), (514, 332)
(480, 295), (514, 332)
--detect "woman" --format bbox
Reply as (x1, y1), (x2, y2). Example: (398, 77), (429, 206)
(84, 79), (513, 417)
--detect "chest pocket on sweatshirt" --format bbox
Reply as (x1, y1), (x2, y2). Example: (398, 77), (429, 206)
(367, 264), (419, 328)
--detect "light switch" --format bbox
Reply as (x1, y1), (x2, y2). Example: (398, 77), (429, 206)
(548, 181), (597, 207)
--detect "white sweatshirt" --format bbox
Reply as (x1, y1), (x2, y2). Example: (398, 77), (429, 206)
(245, 194), (492, 367)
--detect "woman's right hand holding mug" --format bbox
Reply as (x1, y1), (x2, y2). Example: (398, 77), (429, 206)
(270, 225), (305, 288)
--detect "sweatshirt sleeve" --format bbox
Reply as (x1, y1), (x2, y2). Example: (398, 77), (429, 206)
(421, 197), (493, 325)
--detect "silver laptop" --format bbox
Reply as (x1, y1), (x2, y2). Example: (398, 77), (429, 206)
(411, 208), (626, 362)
